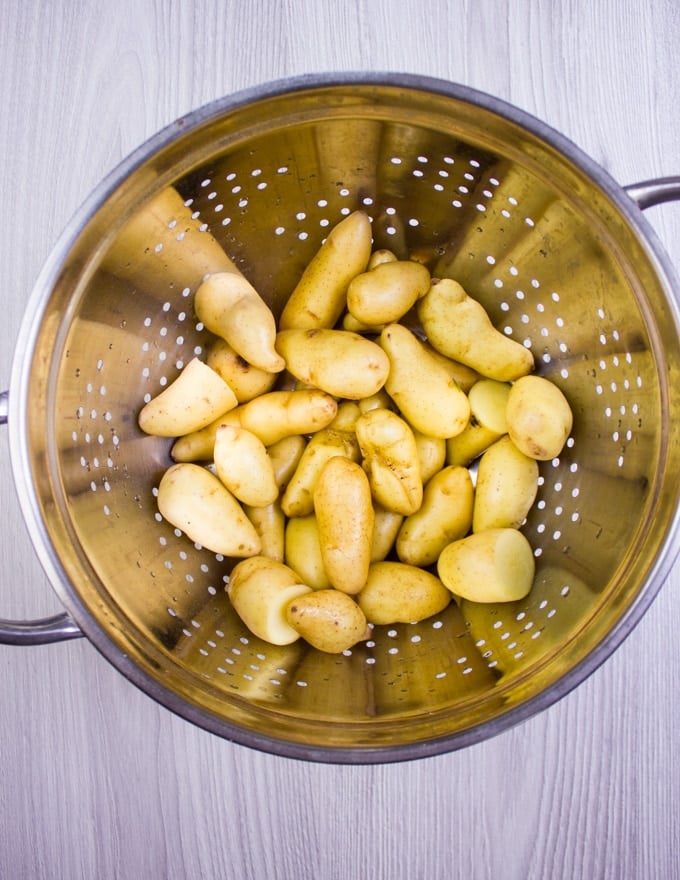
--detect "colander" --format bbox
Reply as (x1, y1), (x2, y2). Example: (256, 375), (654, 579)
(2, 73), (680, 764)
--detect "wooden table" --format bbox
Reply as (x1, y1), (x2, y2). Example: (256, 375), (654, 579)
(1, 1), (679, 877)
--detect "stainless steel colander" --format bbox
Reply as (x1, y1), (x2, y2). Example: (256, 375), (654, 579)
(2, 73), (680, 763)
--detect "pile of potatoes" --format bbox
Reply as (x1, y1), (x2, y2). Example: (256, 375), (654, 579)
(139, 210), (573, 654)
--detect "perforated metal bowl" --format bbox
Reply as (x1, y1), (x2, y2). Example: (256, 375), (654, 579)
(2, 73), (680, 763)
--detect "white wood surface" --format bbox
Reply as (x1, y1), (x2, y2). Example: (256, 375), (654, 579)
(1, 1), (679, 878)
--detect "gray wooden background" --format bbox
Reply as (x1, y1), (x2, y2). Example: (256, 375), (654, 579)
(1, 1), (679, 878)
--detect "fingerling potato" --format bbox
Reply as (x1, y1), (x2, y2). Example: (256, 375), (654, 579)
(157, 463), (260, 557)
(227, 556), (312, 645)
(285, 589), (370, 654)
(139, 357), (237, 437)
(437, 528), (535, 603)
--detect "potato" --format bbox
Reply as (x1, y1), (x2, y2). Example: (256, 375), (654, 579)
(213, 424), (279, 508)
(437, 528), (535, 603)
(380, 323), (470, 438)
(329, 400), (362, 431)
(138, 357), (237, 437)
(194, 272), (285, 373)
(413, 432), (447, 485)
(267, 435), (307, 491)
(284, 514), (332, 590)
(357, 389), (395, 415)
(227, 556), (312, 645)
(206, 337), (278, 402)
(313, 457), (375, 595)
(396, 466), (474, 566)
(341, 312), (385, 334)
(418, 278), (534, 381)
(281, 426), (360, 518)
(346, 260), (431, 326)
(422, 343), (480, 393)
(285, 589), (370, 654)
(157, 463), (260, 557)
(170, 390), (337, 461)
(472, 436), (539, 532)
(505, 374), (574, 460)
(370, 505), (404, 562)
(355, 409), (423, 515)
(446, 378), (511, 467)
(275, 328), (390, 400)
(367, 248), (398, 269)
(244, 501), (285, 562)
(357, 561), (452, 625)
(278, 210), (372, 330)
(226, 389), (337, 447)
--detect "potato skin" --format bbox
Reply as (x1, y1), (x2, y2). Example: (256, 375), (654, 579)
(275, 328), (390, 400)
(139, 357), (237, 437)
(347, 260), (431, 326)
(285, 590), (369, 653)
(157, 463), (261, 557)
(472, 436), (539, 532)
(313, 457), (375, 595)
(227, 556), (312, 645)
(278, 210), (373, 330)
(437, 528), (535, 603)
(397, 466), (474, 566)
(418, 278), (534, 381)
(355, 409), (423, 515)
(357, 561), (452, 625)
(380, 323), (470, 439)
(505, 374), (574, 460)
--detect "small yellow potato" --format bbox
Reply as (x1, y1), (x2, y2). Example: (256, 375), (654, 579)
(472, 436), (539, 532)
(194, 272), (285, 373)
(413, 432), (447, 485)
(157, 463), (261, 557)
(355, 408), (423, 515)
(138, 357), (237, 437)
(418, 278), (534, 381)
(279, 210), (373, 330)
(281, 427), (360, 518)
(284, 515), (332, 590)
(275, 328), (390, 400)
(170, 390), (336, 461)
(380, 323), (470, 438)
(446, 378), (511, 466)
(206, 338), (278, 402)
(437, 528), (536, 603)
(341, 312), (385, 334)
(244, 500), (285, 562)
(213, 390), (339, 448)
(357, 561), (452, 625)
(313, 457), (375, 595)
(329, 400), (362, 432)
(285, 589), (370, 654)
(370, 505), (404, 562)
(367, 248), (398, 269)
(423, 343), (480, 393)
(346, 260), (431, 326)
(213, 425), (279, 508)
(505, 374), (574, 460)
(267, 435), (307, 491)
(358, 389), (395, 414)
(396, 466), (474, 566)
(227, 556), (312, 645)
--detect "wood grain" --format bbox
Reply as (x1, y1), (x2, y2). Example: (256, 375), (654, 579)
(1, 1), (679, 878)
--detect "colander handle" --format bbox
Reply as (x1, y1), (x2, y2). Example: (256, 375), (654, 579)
(0, 390), (83, 645)
(625, 176), (680, 209)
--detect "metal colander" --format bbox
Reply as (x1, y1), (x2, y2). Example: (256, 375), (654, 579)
(3, 73), (680, 763)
